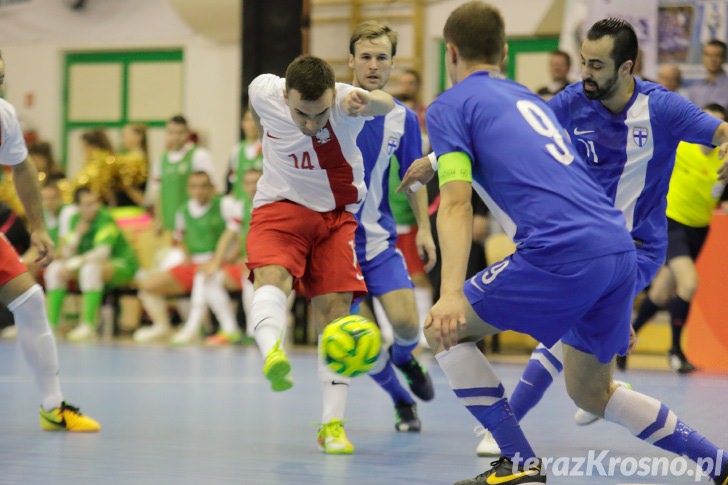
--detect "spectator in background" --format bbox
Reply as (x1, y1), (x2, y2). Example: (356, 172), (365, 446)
(28, 142), (65, 185)
(45, 187), (138, 342)
(148, 115), (216, 234)
(0, 141), (68, 217)
(71, 129), (116, 205)
(396, 68), (427, 134)
(536, 50), (571, 100)
(658, 63), (683, 92)
(685, 39), (728, 109)
(628, 104), (728, 373)
(227, 108), (262, 200)
(113, 124), (148, 208)
(133, 171), (243, 344)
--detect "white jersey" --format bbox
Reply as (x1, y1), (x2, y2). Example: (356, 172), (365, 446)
(0, 98), (28, 166)
(249, 74), (368, 213)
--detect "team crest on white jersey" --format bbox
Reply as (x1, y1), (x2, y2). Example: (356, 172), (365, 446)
(632, 127), (648, 147)
(315, 127), (331, 145)
(387, 136), (399, 155)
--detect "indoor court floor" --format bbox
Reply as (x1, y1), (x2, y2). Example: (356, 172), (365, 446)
(1, 341), (726, 485)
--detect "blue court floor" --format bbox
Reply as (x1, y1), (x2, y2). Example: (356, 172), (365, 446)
(1, 341), (726, 485)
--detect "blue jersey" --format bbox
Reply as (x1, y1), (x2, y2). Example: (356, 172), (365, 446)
(427, 71), (633, 264)
(548, 79), (721, 261)
(354, 100), (422, 262)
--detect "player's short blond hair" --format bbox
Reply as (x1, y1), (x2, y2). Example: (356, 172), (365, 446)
(349, 21), (398, 57)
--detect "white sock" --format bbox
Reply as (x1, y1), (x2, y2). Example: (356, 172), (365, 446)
(242, 279), (255, 337)
(138, 290), (170, 328)
(414, 286), (433, 328)
(44, 261), (67, 290)
(78, 262), (103, 292)
(436, 341), (503, 395)
(205, 272), (240, 334)
(251, 285), (288, 357)
(176, 297), (192, 322)
(319, 335), (350, 422)
(180, 273), (207, 334)
(415, 287), (433, 347)
(10, 285), (64, 411)
(605, 385), (677, 443)
(372, 298), (394, 346)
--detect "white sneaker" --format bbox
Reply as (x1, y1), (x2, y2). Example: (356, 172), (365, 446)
(132, 324), (171, 343)
(474, 425), (501, 456)
(0, 325), (17, 339)
(170, 327), (199, 345)
(66, 324), (96, 343)
(573, 380), (632, 426)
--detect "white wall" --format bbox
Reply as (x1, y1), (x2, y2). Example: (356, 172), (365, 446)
(0, 0), (240, 186)
(423, 0), (558, 102)
(309, 0), (559, 105)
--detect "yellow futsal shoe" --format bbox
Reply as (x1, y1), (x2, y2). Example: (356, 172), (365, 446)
(317, 419), (354, 455)
(40, 402), (101, 432)
(263, 340), (293, 392)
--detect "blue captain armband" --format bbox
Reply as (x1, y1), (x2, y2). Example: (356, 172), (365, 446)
(438, 152), (473, 186)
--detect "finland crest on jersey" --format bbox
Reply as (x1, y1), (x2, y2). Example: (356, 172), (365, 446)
(632, 127), (648, 147)
(355, 102), (411, 262)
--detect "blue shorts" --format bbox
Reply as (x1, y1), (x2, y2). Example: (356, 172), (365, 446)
(464, 250), (636, 363)
(359, 247), (414, 297)
(635, 248), (663, 294)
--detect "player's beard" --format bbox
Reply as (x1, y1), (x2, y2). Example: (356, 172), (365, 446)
(582, 71), (619, 100)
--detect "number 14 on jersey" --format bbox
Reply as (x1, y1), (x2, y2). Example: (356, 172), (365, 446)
(288, 152), (314, 170)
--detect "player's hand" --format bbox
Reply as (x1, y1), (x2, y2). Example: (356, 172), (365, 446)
(415, 228), (437, 273)
(75, 219), (91, 236)
(627, 325), (638, 354)
(200, 261), (220, 276)
(343, 89), (371, 116)
(425, 292), (468, 350)
(29, 230), (54, 268)
(397, 156), (435, 194)
(717, 152), (728, 183)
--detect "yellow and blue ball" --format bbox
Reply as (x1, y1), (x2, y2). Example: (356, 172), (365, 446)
(321, 315), (381, 377)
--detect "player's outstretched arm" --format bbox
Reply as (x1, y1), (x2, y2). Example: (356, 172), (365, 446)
(397, 153), (437, 194)
(342, 89), (394, 117)
(713, 122), (728, 183)
(12, 159), (54, 267)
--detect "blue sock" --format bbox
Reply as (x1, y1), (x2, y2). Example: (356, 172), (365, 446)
(391, 336), (418, 367)
(456, 388), (536, 460)
(369, 359), (414, 405)
(605, 386), (727, 479)
(652, 417), (727, 478)
(437, 342), (536, 461)
(510, 343), (563, 422)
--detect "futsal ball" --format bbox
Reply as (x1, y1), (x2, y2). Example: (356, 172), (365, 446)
(321, 315), (382, 377)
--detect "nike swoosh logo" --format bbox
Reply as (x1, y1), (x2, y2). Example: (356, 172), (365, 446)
(355, 274), (365, 281)
(573, 128), (595, 135)
(331, 381), (349, 386)
(266, 132), (281, 139)
(42, 414), (66, 428)
(486, 468), (541, 484)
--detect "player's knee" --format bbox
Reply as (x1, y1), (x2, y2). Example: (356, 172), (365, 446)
(389, 315), (419, 339)
(44, 261), (67, 290)
(566, 381), (610, 417)
(423, 325), (443, 352)
(253, 265), (292, 292)
(675, 277), (698, 301)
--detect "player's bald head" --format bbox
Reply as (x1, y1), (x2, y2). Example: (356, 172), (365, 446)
(443, 1), (505, 64)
